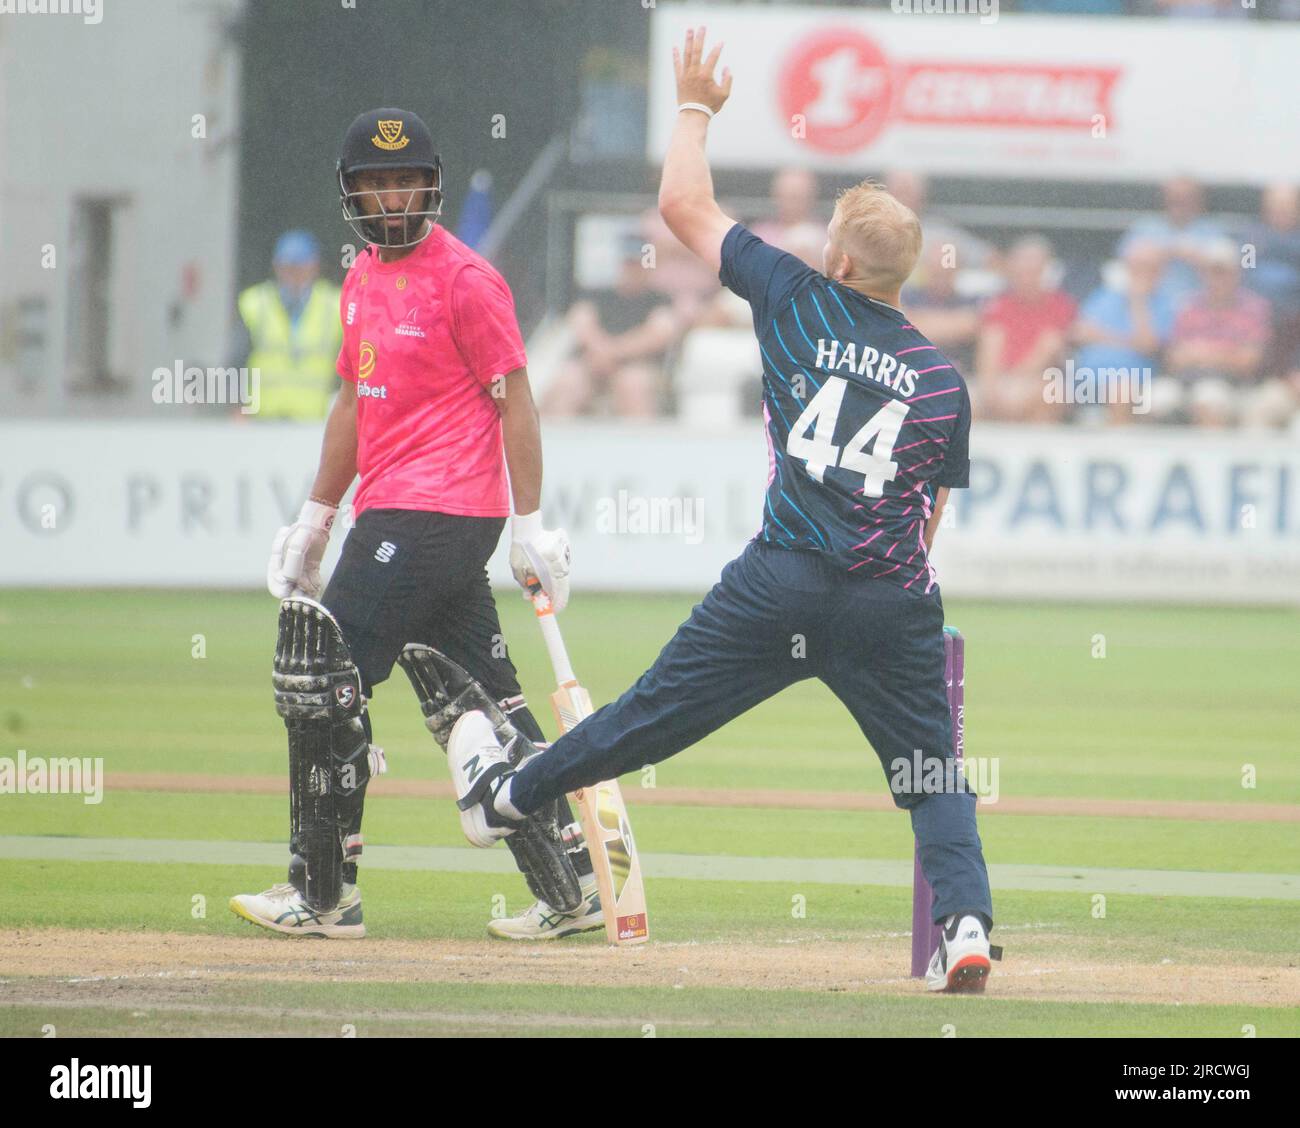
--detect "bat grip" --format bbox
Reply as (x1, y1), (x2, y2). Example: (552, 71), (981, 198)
(530, 588), (577, 686)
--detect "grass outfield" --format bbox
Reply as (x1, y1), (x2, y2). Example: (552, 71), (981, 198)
(4, 790), (1294, 873)
(3, 590), (1297, 801)
(1, 590), (1297, 1037)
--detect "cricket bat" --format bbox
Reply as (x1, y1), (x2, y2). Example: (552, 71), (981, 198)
(529, 587), (649, 945)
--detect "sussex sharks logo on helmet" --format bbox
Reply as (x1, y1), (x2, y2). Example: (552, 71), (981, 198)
(372, 119), (410, 151)
(337, 107), (443, 250)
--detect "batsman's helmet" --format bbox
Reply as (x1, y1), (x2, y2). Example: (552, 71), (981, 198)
(337, 107), (443, 250)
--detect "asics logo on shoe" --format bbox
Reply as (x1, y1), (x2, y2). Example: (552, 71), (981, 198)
(275, 905), (322, 926)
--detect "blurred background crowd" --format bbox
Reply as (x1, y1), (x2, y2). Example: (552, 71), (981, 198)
(4, 0), (1298, 433)
(530, 172), (1300, 431)
(4, 0), (1298, 604)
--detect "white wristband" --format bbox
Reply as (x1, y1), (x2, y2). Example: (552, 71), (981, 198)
(678, 102), (715, 120)
(297, 499), (337, 532)
(512, 510), (543, 541)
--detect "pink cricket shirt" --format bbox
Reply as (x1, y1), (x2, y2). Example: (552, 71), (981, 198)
(337, 225), (527, 518)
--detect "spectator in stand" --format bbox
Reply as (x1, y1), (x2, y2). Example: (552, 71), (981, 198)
(639, 206), (720, 311)
(677, 169), (827, 423)
(1160, 240), (1275, 427)
(541, 237), (687, 419)
(695, 167), (825, 330)
(751, 167), (826, 268)
(902, 238), (980, 374)
(1072, 239), (1180, 426)
(974, 236), (1077, 423)
(886, 168), (996, 279)
(1242, 183), (1300, 372)
(1117, 177), (1227, 303)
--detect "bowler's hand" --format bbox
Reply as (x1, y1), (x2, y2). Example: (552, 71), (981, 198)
(673, 26), (733, 116)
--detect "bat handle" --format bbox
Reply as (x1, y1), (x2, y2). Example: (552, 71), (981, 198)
(528, 578), (577, 686)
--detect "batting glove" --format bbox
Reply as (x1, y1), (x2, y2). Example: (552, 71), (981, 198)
(509, 510), (571, 612)
(267, 499), (337, 599)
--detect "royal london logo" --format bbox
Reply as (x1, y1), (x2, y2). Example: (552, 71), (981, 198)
(371, 119), (410, 152)
(395, 306), (425, 339)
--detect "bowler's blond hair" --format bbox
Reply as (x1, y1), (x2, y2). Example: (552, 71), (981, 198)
(831, 180), (922, 292)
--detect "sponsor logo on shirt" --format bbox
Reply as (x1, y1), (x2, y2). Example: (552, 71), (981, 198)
(358, 340), (376, 379)
(358, 383), (388, 399)
(346, 301), (356, 326)
(395, 306), (426, 339)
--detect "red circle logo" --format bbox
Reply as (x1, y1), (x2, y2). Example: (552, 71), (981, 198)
(778, 29), (893, 154)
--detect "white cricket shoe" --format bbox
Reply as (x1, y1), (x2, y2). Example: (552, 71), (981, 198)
(925, 913), (992, 993)
(229, 882), (365, 939)
(447, 711), (523, 847)
(487, 872), (604, 941)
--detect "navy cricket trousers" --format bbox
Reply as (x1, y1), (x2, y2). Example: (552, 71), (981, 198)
(511, 538), (992, 925)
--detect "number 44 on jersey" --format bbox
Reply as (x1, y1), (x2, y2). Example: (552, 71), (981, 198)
(787, 377), (910, 497)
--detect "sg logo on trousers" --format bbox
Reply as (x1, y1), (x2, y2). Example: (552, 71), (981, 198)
(374, 541), (397, 564)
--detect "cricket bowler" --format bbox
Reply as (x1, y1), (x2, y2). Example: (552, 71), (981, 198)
(230, 107), (601, 941)
(438, 31), (997, 992)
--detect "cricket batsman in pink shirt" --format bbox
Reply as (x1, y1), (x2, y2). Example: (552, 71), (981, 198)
(231, 108), (599, 941)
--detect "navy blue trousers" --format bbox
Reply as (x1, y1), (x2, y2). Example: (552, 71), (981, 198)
(511, 539), (992, 925)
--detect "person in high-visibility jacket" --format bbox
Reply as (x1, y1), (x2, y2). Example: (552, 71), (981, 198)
(236, 230), (343, 420)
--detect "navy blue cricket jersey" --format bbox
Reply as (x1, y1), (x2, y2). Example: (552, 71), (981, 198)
(719, 224), (972, 594)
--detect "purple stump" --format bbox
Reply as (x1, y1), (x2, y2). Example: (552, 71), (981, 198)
(911, 627), (964, 977)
